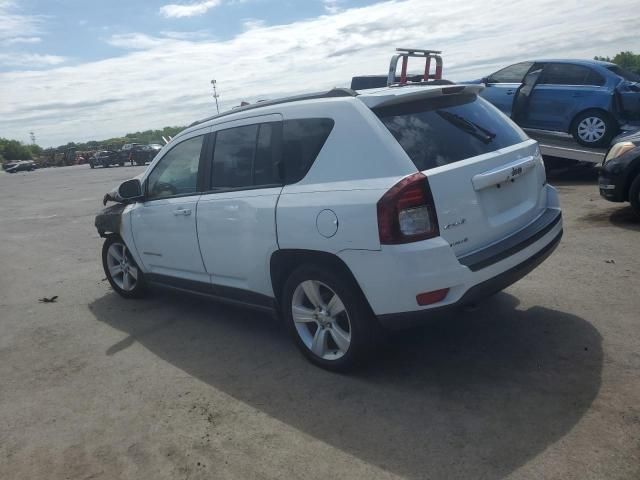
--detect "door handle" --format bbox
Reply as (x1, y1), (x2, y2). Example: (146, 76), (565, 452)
(173, 208), (192, 216)
(506, 90), (515, 95)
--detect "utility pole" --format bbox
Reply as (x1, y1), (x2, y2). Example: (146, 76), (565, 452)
(29, 131), (36, 145)
(211, 79), (220, 114)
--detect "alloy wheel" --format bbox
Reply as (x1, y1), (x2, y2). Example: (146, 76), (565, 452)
(106, 242), (139, 292)
(291, 280), (352, 360)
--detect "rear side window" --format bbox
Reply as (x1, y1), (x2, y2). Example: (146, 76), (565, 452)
(211, 123), (281, 189)
(540, 63), (603, 85)
(282, 118), (334, 183)
(374, 94), (528, 171)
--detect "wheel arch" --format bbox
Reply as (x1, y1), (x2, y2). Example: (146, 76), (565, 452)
(568, 107), (614, 134)
(270, 249), (371, 313)
(623, 158), (640, 201)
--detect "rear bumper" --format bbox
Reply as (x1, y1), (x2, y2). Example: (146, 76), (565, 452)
(377, 229), (562, 329)
(339, 186), (563, 328)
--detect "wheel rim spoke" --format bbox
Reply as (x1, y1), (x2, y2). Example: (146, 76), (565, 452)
(311, 327), (329, 357)
(109, 264), (123, 276)
(326, 293), (345, 317)
(109, 247), (123, 262)
(292, 305), (316, 324)
(301, 280), (323, 308)
(128, 266), (138, 280)
(329, 324), (350, 353)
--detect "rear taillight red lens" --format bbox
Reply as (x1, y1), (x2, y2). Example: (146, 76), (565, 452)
(377, 172), (439, 244)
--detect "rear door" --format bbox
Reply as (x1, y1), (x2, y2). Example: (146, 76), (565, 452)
(523, 63), (606, 130)
(196, 115), (283, 298)
(374, 93), (547, 257)
(480, 62), (533, 116)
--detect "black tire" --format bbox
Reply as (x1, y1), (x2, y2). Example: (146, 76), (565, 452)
(102, 236), (147, 299)
(571, 110), (617, 148)
(89, 162), (95, 169)
(281, 264), (376, 371)
(119, 162), (125, 167)
(629, 174), (640, 216)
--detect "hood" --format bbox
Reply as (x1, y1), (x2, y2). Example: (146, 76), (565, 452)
(612, 127), (640, 145)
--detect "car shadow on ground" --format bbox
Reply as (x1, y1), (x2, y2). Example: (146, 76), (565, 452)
(545, 160), (599, 185)
(90, 290), (602, 480)
(578, 205), (640, 232)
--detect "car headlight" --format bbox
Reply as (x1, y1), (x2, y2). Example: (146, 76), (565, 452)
(605, 141), (635, 163)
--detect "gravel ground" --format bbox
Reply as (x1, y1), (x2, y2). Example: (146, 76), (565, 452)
(0, 163), (638, 480)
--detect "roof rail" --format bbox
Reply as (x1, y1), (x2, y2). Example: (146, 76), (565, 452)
(189, 87), (358, 128)
(387, 48), (443, 87)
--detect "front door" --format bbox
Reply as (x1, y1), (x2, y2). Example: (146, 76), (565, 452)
(480, 62), (533, 116)
(130, 132), (208, 282)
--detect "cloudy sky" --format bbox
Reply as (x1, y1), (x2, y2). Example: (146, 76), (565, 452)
(1, 0), (638, 147)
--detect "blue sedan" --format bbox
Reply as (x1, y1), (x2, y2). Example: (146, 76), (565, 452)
(476, 59), (640, 147)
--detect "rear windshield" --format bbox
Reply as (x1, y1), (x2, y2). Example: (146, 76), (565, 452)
(607, 65), (640, 82)
(374, 94), (528, 171)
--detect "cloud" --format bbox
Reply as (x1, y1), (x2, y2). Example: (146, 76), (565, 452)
(1, 0), (638, 146)
(159, 0), (223, 18)
(323, 0), (343, 14)
(3, 36), (41, 45)
(0, 1), (44, 41)
(0, 52), (66, 67)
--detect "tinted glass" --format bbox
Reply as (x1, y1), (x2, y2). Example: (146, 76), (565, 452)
(212, 125), (258, 188)
(607, 65), (640, 82)
(375, 95), (528, 171)
(254, 123), (280, 185)
(540, 64), (594, 85)
(147, 135), (203, 199)
(488, 62), (533, 83)
(585, 69), (606, 86)
(282, 118), (334, 183)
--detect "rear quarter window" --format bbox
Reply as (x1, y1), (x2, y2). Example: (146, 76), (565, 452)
(282, 118), (334, 183)
(374, 94), (528, 171)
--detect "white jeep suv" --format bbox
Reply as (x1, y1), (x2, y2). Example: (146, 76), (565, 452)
(96, 85), (562, 370)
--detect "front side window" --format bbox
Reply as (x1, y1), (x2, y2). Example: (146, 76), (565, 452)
(146, 135), (204, 200)
(488, 62), (533, 83)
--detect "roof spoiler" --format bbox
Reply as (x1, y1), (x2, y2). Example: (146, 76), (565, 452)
(358, 84), (485, 109)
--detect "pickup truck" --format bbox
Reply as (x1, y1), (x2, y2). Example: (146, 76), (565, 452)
(117, 143), (163, 166)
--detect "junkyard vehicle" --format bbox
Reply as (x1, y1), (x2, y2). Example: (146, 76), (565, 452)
(476, 59), (640, 147)
(599, 128), (640, 215)
(89, 150), (119, 168)
(96, 51), (562, 370)
(129, 143), (162, 166)
(4, 160), (36, 173)
(117, 143), (143, 166)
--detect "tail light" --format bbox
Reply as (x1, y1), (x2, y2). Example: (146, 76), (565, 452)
(377, 172), (439, 244)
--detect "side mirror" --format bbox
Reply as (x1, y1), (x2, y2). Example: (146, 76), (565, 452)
(481, 76), (490, 84)
(118, 179), (143, 200)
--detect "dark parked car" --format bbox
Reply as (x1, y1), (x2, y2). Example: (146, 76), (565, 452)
(599, 129), (640, 215)
(128, 143), (162, 166)
(89, 150), (120, 168)
(476, 59), (640, 147)
(3, 160), (36, 173)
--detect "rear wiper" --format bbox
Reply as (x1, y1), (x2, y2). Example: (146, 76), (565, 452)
(436, 110), (496, 144)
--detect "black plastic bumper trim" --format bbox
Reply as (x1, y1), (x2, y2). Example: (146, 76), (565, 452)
(458, 208), (561, 272)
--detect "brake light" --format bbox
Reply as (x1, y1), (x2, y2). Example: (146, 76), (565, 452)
(377, 172), (439, 244)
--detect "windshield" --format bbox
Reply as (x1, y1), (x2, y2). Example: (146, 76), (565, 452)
(608, 65), (640, 82)
(374, 94), (528, 171)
